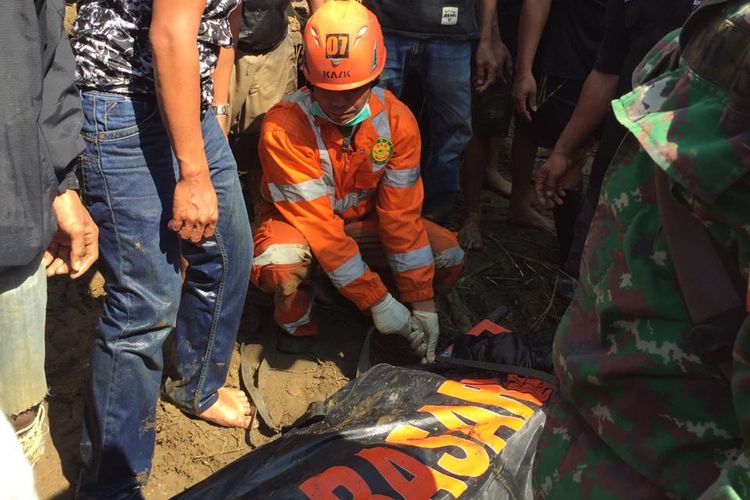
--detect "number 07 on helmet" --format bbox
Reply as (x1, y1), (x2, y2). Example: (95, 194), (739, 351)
(303, 0), (387, 91)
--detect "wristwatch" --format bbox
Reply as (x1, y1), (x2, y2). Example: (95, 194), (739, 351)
(212, 103), (229, 116)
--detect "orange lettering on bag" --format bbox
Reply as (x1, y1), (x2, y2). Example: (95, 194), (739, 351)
(385, 425), (489, 478)
(299, 465), (389, 500)
(457, 378), (544, 405)
(420, 405), (527, 454)
(357, 446), (467, 497)
(438, 380), (537, 418)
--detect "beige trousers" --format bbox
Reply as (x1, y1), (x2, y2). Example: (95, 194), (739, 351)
(229, 32), (298, 137)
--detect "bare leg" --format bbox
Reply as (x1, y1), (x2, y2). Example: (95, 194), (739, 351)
(508, 117), (554, 232)
(484, 136), (512, 198)
(459, 134), (486, 250)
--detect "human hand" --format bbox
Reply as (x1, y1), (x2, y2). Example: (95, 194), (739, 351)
(493, 38), (514, 85)
(45, 190), (99, 279)
(168, 169), (219, 243)
(474, 39), (499, 93)
(513, 72), (537, 122)
(371, 293), (425, 356)
(533, 151), (570, 208)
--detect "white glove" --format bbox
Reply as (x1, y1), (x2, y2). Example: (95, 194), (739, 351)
(371, 293), (425, 354)
(411, 310), (439, 363)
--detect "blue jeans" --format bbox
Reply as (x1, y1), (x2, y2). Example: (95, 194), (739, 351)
(77, 92), (252, 499)
(0, 256), (47, 417)
(379, 35), (473, 218)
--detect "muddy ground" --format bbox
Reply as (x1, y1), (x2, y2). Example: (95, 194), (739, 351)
(34, 155), (568, 498)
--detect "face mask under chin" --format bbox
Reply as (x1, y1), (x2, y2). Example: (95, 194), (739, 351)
(311, 101), (372, 127)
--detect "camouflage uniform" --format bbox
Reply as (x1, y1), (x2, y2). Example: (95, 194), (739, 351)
(533, 1), (750, 497)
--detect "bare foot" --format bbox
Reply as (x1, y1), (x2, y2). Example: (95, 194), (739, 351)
(508, 202), (555, 233)
(484, 169), (512, 198)
(197, 387), (253, 429)
(459, 215), (483, 250)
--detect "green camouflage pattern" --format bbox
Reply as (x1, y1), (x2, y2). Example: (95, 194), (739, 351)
(533, 1), (750, 497)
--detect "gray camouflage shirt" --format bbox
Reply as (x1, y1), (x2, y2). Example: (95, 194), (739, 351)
(71, 0), (239, 108)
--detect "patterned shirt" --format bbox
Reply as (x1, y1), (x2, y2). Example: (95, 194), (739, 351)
(71, 0), (239, 108)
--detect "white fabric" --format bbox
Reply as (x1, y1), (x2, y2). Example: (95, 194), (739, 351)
(0, 412), (39, 500)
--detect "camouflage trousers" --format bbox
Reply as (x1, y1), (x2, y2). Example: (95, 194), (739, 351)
(533, 393), (676, 498)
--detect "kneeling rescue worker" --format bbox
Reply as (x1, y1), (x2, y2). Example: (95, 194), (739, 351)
(252, 0), (464, 358)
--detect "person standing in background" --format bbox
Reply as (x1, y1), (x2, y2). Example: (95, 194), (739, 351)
(355, 0), (499, 223)
(511, 0), (607, 297)
(459, 0), (519, 249)
(227, 0), (308, 217)
(532, 0), (697, 283)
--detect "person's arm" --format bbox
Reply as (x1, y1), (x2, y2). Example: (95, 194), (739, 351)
(259, 106), (388, 311)
(533, 70), (618, 206)
(553, 71), (618, 158)
(375, 101), (435, 309)
(150, 0), (218, 244)
(513, 0), (551, 121)
(553, 0), (624, 157)
(492, 8), (514, 84)
(474, 0), (499, 93)
(38, 0), (98, 278)
(533, 0), (624, 206)
(212, 2), (242, 135)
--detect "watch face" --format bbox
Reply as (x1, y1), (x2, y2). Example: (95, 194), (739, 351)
(213, 104), (229, 115)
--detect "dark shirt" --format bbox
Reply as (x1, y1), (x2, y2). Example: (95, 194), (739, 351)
(497, 0), (523, 56)
(538, 0), (608, 80)
(364, 0), (480, 41)
(237, 0), (290, 55)
(72, 0), (240, 108)
(0, 0), (83, 269)
(498, 0), (523, 16)
(580, 0), (697, 248)
(595, 0), (697, 95)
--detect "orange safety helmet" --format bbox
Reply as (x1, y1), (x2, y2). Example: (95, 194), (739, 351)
(303, 1), (386, 91)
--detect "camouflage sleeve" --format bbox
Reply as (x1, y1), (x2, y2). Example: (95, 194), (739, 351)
(698, 314), (750, 499)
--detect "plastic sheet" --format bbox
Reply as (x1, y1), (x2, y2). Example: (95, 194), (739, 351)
(177, 364), (550, 499)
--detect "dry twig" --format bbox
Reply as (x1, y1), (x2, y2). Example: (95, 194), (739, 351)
(193, 447), (246, 461)
(532, 274), (558, 330)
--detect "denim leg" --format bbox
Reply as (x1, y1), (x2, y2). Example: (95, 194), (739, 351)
(78, 92), (184, 499)
(419, 40), (473, 217)
(164, 110), (252, 413)
(378, 34), (415, 98)
(78, 94), (251, 498)
(0, 256), (47, 416)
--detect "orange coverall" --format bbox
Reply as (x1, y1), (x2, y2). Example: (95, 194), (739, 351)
(253, 87), (464, 336)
